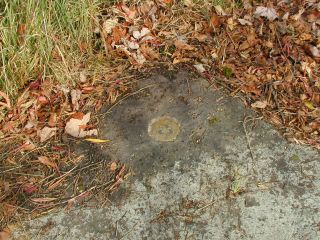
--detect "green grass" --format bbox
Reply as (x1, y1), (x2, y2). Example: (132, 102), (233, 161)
(0, 0), (100, 97)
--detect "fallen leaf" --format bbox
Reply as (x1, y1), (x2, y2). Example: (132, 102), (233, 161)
(121, 4), (136, 20)
(291, 9), (304, 21)
(193, 33), (208, 42)
(65, 112), (98, 138)
(161, 0), (173, 4)
(102, 18), (118, 34)
(85, 138), (110, 143)
(174, 40), (195, 51)
(38, 95), (48, 105)
(38, 127), (57, 142)
(18, 141), (36, 151)
(17, 23), (26, 45)
(239, 31), (259, 51)
(110, 162), (117, 171)
(140, 44), (160, 60)
(251, 100), (268, 109)
(48, 112), (57, 127)
(112, 26), (127, 43)
(306, 9), (320, 22)
(303, 44), (320, 58)
(38, 156), (58, 169)
(193, 64), (206, 73)
(214, 5), (227, 16)
(0, 230), (10, 240)
(183, 0), (193, 7)
(173, 57), (191, 64)
(304, 100), (315, 110)
(0, 91), (11, 109)
(132, 27), (150, 40)
(254, 6), (278, 21)
(238, 18), (252, 26)
(79, 72), (87, 83)
(71, 112), (85, 119)
(210, 13), (222, 28)
(282, 12), (289, 20)
(125, 40), (140, 50)
(227, 17), (236, 30)
(22, 183), (38, 194)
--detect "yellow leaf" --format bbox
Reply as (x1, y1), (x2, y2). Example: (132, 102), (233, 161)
(304, 101), (315, 110)
(85, 138), (110, 143)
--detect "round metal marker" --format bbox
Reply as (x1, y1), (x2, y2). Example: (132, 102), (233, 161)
(148, 116), (180, 142)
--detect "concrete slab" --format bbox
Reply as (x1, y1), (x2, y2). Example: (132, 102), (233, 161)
(13, 71), (320, 240)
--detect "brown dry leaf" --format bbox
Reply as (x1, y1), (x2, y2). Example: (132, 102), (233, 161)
(110, 162), (117, 171)
(306, 9), (320, 22)
(17, 23), (26, 45)
(210, 14), (222, 28)
(251, 100), (268, 109)
(121, 4), (136, 20)
(193, 33), (208, 42)
(0, 230), (10, 240)
(48, 112), (57, 127)
(65, 112), (98, 138)
(303, 44), (320, 58)
(242, 84), (261, 96)
(38, 127), (57, 142)
(112, 26), (127, 44)
(227, 18), (236, 30)
(291, 9), (304, 21)
(174, 40), (195, 51)
(239, 31), (259, 51)
(140, 44), (160, 60)
(19, 141), (36, 151)
(214, 5), (227, 16)
(71, 112), (85, 120)
(161, 0), (173, 4)
(0, 91), (11, 109)
(183, 0), (193, 7)
(173, 57), (191, 64)
(102, 18), (118, 34)
(38, 156), (58, 169)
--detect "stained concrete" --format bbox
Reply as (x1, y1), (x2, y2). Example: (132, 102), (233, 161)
(13, 71), (320, 239)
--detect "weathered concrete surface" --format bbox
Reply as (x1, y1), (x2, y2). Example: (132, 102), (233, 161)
(13, 71), (320, 239)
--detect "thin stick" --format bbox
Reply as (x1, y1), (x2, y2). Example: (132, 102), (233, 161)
(242, 116), (256, 174)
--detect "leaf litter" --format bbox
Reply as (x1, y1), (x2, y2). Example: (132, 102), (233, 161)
(1, 0), (320, 232)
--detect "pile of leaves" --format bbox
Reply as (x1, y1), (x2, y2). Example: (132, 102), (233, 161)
(0, 62), (132, 229)
(1, 0), (320, 232)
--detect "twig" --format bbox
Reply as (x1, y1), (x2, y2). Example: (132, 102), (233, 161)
(104, 84), (155, 115)
(118, 222), (138, 240)
(242, 116), (257, 175)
